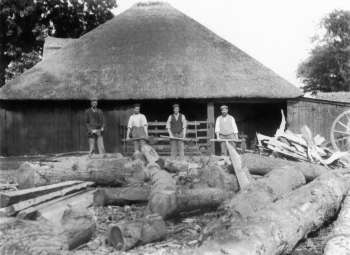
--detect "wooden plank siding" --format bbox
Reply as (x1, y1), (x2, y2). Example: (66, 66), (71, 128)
(0, 100), (287, 156)
(287, 98), (350, 147)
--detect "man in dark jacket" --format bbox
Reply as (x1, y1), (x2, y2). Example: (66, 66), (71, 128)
(166, 103), (187, 159)
(85, 98), (105, 154)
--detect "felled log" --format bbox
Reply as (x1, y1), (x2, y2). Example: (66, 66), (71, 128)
(0, 181), (93, 216)
(200, 170), (350, 255)
(203, 166), (306, 239)
(93, 185), (151, 206)
(0, 217), (66, 254)
(145, 162), (177, 218)
(0, 206), (95, 253)
(107, 214), (166, 251)
(222, 166), (306, 215)
(0, 180), (83, 208)
(324, 190), (350, 255)
(241, 153), (328, 181)
(16, 156), (146, 188)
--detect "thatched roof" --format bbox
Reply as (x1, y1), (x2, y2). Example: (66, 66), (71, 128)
(0, 2), (302, 100)
(42, 36), (76, 59)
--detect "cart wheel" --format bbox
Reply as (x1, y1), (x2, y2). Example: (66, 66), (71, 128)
(330, 109), (350, 151)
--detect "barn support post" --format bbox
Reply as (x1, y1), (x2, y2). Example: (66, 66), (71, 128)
(207, 102), (215, 154)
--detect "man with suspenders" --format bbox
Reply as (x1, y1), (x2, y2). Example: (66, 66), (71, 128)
(166, 103), (187, 159)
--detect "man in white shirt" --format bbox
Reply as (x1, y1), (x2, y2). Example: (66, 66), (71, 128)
(126, 104), (148, 153)
(166, 103), (187, 159)
(215, 105), (238, 155)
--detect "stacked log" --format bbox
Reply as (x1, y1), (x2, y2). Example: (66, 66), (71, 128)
(0, 206), (96, 253)
(324, 190), (350, 255)
(241, 153), (328, 181)
(199, 170), (350, 255)
(16, 156), (146, 188)
(203, 166), (306, 239)
(93, 185), (151, 206)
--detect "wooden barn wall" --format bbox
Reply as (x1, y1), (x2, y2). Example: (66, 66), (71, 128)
(0, 101), (134, 156)
(0, 99), (286, 156)
(287, 99), (350, 143)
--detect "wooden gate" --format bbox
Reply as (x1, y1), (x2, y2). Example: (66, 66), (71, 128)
(121, 120), (210, 156)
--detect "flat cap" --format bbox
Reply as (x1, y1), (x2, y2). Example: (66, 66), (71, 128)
(220, 105), (228, 110)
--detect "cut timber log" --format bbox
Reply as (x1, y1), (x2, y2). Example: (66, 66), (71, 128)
(241, 153), (328, 181)
(0, 180), (83, 208)
(146, 163), (231, 219)
(0, 207), (96, 253)
(222, 166), (306, 215)
(0, 181), (93, 216)
(324, 190), (350, 255)
(203, 166), (306, 239)
(145, 162), (177, 218)
(0, 218), (66, 254)
(16, 155), (146, 188)
(17, 189), (95, 220)
(107, 214), (166, 251)
(141, 143), (160, 163)
(93, 185), (150, 206)
(200, 170), (350, 255)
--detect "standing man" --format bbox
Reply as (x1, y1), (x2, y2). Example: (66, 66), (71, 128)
(215, 105), (239, 156)
(85, 98), (105, 155)
(126, 104), (148, 153)
(166, 103), (187, 159)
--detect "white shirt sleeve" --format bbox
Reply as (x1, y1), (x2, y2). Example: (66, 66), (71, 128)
(182, 114), (187, 128)
(127, 115), (133, 129)
(231, 116), (238, 133)
(215, 116), (220, 133)
(142, 114), (148, 126)
(166, 115), (172, 129)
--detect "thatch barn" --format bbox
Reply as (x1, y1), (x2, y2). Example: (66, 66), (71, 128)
(0, 2), (301, 156)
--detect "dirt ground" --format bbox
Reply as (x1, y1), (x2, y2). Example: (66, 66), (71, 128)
(0, 156), (334, 254)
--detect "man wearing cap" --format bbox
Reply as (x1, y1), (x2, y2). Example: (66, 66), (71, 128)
(85, 98), (105, 154)
(166, 103), (187, 159)
(126, 104), (148, 153)
(215, 105), (238, 155)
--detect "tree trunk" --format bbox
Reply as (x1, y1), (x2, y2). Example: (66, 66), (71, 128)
(200, 170), (350, 255)
(0, 218), (66, 254)
(16, 155), (146, 188)
(324, 190), (350, 255)
(202, 166), (306, 239)
(0, 206), (96, 253)
(241, 153), (328, 181)
(107, 214), (166, 251)
(93, 185), (151, 206)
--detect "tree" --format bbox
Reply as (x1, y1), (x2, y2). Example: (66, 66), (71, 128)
(0, 0), (117, 87)
(297, 10), (350, 93)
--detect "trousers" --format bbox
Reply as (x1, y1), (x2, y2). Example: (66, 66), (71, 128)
(219, 133), (235, 156)
(89, 134), (105, 154)
(170, 132), (184, 159)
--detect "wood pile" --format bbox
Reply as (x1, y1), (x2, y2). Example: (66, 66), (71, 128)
(2, 141), (350, 255)
(257, 110), (349, 167)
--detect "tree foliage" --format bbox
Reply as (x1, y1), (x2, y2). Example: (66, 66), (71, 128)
(297, 10), (350, 93)
(0, 0), (117, 86)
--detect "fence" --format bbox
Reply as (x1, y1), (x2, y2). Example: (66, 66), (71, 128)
(121, 120), (210, 155)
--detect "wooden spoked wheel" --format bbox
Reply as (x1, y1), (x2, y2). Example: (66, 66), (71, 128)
(331, 109), (350, 151)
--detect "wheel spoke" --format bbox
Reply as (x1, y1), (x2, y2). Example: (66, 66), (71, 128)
(337, 120), (350, 129)
(334, 129), (350, 136)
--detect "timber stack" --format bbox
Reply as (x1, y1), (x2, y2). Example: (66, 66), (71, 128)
(1, 139), (350, 254)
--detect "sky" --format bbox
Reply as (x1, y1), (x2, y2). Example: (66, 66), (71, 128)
(113, 0), (350, 87)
